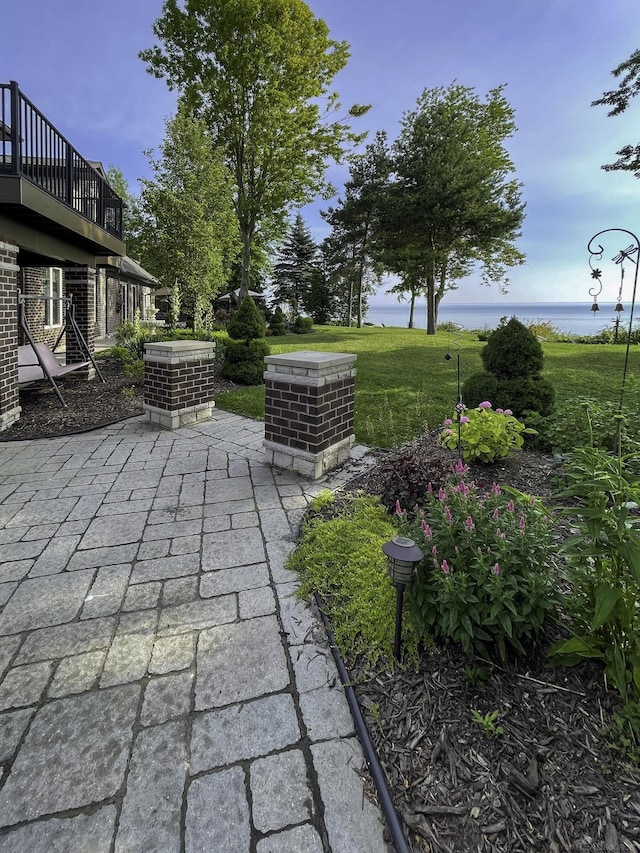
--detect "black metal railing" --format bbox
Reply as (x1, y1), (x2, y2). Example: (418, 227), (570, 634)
(0, 81), (122, 239)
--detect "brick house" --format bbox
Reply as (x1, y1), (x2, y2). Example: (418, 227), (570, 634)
(0, 81), (135, 430)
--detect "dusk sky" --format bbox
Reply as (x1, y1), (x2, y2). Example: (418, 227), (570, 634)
(3, 0), (639, 307)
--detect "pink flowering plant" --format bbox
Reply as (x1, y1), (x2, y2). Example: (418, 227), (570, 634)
(397, 464), (557, 659)
(440, 402), (536, 464)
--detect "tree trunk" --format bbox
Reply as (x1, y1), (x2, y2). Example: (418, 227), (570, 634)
(408, 291), (416, 328)
(239, 226), (251, 302)
(426, 276), (436, 335)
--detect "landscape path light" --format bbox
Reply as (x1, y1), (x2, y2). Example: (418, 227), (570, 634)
(382, 536), (424, 660)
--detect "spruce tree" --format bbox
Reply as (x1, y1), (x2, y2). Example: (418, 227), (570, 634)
(272, 214), (318, 319)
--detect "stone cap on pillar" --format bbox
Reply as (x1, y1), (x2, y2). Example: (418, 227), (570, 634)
(264, 350), (356, 382)
(144, 340), (216, 364)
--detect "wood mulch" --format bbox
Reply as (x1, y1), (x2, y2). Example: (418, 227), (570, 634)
(340, 432), (640, 853)
(0, 355), (235, 441)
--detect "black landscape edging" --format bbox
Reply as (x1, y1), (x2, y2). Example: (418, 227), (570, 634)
(314, 593), (411, 853)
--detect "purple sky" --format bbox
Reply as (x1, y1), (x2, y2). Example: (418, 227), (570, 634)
(3, 0), (639, 305)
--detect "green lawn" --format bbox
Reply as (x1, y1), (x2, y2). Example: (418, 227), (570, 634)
(214, 325), (638, 448)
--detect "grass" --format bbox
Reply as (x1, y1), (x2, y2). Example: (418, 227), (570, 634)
(214, 325), (639, 448)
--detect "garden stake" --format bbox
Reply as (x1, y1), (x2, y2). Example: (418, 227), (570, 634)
(587, 228), (639, 453)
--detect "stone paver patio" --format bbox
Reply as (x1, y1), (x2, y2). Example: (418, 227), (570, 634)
(0, 410), (388, 852)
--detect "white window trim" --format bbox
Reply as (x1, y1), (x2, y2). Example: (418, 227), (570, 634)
(44, 268), (63, 328)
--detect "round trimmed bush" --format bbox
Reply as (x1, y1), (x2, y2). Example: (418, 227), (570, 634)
(222, 338), (270, 385)
(498, 375), (555, 418)
(462, 372), (499, 409)
(481, 317), (544, 379)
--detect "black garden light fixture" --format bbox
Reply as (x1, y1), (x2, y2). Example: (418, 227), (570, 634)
(382, 536), (424, 660)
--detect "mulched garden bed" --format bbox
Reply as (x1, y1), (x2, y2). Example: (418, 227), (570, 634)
(0, 355), (236, 441)
(340, 432), (640, 853)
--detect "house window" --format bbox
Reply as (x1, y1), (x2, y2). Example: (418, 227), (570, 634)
(44, 268), (63, 327)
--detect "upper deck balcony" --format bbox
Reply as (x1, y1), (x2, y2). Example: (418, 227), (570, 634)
(0, 81), (125, 261)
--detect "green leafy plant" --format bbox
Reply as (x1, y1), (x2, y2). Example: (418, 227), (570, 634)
(464, 665), (489, 692)
(287, 495), (420, 665)
(401, 465), (557, 660)
(608, 700), (640, 766)
(548, 444), (640, 702)
(440, 402), (535, 463)
(471, 708), (504, 737)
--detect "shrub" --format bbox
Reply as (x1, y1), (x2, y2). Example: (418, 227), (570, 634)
(376, 451), (452, 514)
(461, 372), (499, 410)
(227, 296), (266, 341)
(462, 373), (555, 418)
(481, 317), (544, 378)
(400, 467), (557, 660)
(292, 315), (313, 335)
(222, 338), (270, 385)
(440, 402), (535, 464)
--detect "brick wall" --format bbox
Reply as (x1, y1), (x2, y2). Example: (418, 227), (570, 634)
(263, 351), (356, 479)
(143, 340), (216, 430)
(0, 241), (21, 430)
(264, 375), (355, 453)
(63, 266), (95, 365)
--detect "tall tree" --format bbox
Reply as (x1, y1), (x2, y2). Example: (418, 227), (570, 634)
(140, 0), (369, 301)
(593, 49), (640, 177)
(322, 133), (387, 327)
(374, 84), (525, 334)
(105, 165), (144, 251)
(272, 213), (318, 318)
(137, 100), (239, 329)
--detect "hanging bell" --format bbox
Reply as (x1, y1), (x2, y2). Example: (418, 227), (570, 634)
(591, 301), (600, 312)
(614, 302), (624, 312)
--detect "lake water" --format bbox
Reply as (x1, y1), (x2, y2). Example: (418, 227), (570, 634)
(364, 302), (636, 336)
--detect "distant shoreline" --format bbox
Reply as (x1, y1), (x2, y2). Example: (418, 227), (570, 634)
(364, 302), (629, 336)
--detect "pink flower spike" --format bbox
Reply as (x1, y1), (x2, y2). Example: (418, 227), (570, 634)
(431, 545), (438, 555)
(421, 521), (433, 538)
(479, 401), (492, 409)
(492, 508), (499, 520)
(491, 483), (501, 495)
(454, 459), (469, 474)
(519, 515), (526, 530)
(441, 560), (450, 574)
(507, 500), (515, 512)
(444, 506), (452, 521)
(438, 488), (447, 501)
(465, 516), (475, 530)
(530, 496), (536, 506)
(395, 500), (403, 516)
(493, 563), (500, 576)
(427, 482), (433, 493)
(460, 416), (470, 423)
(444, 418), (453, 426)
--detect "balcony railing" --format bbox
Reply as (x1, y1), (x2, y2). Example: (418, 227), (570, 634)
(0, 81), (123, 240)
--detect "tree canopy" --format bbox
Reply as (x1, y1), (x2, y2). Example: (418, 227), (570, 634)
(136, 101), (239, 329)
(593, 49), (640, 177)
(140, 0), (369, 300)
(373, 84), (525, 334)
(272, 213), (318, 318)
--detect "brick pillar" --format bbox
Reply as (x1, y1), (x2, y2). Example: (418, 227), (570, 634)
(63, 265), (95, 377)
(143, 340), (216, 430)
(0, 241), (21, 431)
(263, 350), (356, 479)
(19, 267), (46, 345)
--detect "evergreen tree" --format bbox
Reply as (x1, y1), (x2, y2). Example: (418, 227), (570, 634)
(321, 133), (387, 327)
(272, 214), (318, 318)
